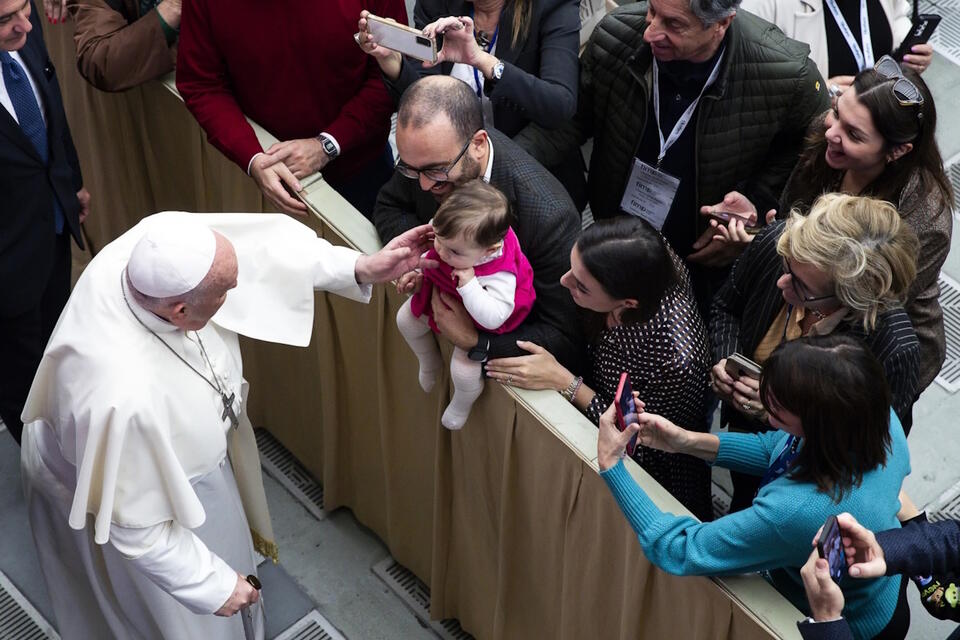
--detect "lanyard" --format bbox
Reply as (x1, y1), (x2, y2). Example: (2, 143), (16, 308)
(652, 50), (725, 167)
(824, 0), (874, 70)
(470, 8), (500, 99)
(758, 435), (801, 490)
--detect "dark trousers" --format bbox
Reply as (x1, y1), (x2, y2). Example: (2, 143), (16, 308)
(327, 144), (395, 220)
(0, 233), (71, 444)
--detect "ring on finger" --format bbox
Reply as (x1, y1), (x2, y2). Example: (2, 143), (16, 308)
(742, 401), (751, 411)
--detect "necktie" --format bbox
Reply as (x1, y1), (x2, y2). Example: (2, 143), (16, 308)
(1, 50), (65, 233)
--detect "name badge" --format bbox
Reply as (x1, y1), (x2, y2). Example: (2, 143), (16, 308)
(619, 159), (680, 230)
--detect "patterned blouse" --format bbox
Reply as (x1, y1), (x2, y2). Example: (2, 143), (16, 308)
(582, 252), (714, 521)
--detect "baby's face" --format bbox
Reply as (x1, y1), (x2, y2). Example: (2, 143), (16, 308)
(433, 233), (489, 270)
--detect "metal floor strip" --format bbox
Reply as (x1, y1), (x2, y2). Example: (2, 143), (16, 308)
(272, 610), (345, 640)
(925, 481), (960, 522)
(935, 272), (960, 392)
(255, 428), (326, 521)
(0, 572), (59, 640)
(372, 558), (473, 640)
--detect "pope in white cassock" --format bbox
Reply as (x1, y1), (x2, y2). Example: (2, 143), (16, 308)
(19, 212), (435, 640)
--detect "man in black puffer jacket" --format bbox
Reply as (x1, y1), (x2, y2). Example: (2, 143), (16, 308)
(518, 0), (829, 316)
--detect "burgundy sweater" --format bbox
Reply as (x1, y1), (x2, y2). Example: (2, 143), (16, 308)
(176, 0), (407, 183)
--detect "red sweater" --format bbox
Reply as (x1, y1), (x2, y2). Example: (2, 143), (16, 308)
(176, 0), (407, 183)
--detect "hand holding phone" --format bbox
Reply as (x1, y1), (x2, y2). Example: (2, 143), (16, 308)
(894, 14), (941, 61)
(817, 515), (847, 582)
(363, 13), (438, 63)
(724, 353), (762, 380)
(614, 372), (640, 457)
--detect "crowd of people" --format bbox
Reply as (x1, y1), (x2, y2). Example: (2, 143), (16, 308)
(2, 0), (959, 637)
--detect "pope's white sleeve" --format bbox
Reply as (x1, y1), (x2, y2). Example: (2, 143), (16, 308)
(457, 272), (517, 331)
(109, 520), (237, 614)
(311, 238), (372, 304)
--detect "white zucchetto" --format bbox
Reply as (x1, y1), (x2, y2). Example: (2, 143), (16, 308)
(127, 217), (217, 298)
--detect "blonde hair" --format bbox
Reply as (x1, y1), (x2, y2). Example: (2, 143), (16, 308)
(777, 193), (919, 332)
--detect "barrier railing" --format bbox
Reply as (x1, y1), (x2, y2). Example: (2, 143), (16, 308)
(44, 21), (803, 639)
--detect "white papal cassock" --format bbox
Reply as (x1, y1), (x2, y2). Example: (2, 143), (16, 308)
(20, 212), (372, 640)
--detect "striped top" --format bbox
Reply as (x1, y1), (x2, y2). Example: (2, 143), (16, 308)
(709, 222), (921, 433)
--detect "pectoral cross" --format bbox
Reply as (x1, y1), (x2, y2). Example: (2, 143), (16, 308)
(221, 391), (239, 429)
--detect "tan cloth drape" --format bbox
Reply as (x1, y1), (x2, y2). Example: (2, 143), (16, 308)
(44, 19), (802, 638)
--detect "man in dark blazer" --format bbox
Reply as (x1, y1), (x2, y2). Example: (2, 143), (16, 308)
(374, 75), (581, 368)
(0, 0), (89, 443)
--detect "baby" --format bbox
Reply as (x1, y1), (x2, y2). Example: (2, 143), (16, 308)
(396, 180), (536, 430)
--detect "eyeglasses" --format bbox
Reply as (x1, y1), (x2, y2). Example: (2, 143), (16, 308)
(396, 135), (474, 183)
(874, 55), (924, 108)
(782, 258), (837, 304)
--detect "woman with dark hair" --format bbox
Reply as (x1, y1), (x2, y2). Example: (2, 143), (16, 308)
(356, 0), (585, 207)
(705, 56), (952, 394)
(596, 334), (911, 640)
(485, 217), (713, 521)
(711, 193), (920, 511)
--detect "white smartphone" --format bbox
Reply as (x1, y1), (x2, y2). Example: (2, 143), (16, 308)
(365, 14), (438, 63)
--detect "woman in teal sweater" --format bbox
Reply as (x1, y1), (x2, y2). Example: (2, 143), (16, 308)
(598, 335), (911, 640)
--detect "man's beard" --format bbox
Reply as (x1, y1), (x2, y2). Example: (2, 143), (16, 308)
(433, 153), (483, 201)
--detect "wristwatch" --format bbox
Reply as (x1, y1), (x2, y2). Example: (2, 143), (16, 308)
(491, 61), (505, 81)
(468, 335), (492, 362)
(317, 133), (339, 159)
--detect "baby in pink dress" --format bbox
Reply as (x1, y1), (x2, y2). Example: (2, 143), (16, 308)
(396, 180), (536, 430)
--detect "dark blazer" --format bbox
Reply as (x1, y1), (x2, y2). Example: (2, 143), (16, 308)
(797, 519), (960, 640)
(386, 0), (580, 135)
(0, 1), (84, 318)
(373, 128), (582, 366)
(710, 222), (920, 431)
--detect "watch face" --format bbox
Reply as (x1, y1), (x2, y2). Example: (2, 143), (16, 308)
(322, 139), (337, 156)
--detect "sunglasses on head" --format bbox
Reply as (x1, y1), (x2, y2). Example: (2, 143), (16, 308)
(873, 55), (924, 109)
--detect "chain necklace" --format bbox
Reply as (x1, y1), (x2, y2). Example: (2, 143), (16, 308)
(120, 272), (240, 429)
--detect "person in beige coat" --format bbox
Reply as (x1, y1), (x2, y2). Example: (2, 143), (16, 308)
(741, 0), (932, 93)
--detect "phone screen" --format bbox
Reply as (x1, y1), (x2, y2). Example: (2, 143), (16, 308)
(615, 372), (639, 457)
(817, 515), (846, 582)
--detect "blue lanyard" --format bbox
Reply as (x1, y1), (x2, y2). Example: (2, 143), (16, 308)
(470, 7), (500, 99)
(758, 435), (801, 490)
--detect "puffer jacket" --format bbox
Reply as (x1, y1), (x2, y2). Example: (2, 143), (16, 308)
(518, 3), (830, 238)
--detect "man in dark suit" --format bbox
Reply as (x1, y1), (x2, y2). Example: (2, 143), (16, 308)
(373, 75), (581, 368)
(0, 0), (89, 443)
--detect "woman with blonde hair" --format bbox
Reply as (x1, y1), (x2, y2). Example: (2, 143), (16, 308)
(709, 192), (920, 511)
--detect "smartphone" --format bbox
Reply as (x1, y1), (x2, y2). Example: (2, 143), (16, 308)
(709, 210), (761, 235)
(817, 515), (847, 582)
(894, 14), (941, 61)
(365, 14), (438, 63)
(724, 353), (762, 380)
(614, 372), (639, 458)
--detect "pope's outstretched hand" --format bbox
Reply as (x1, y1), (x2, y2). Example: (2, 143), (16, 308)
(354, 224), (439, 284)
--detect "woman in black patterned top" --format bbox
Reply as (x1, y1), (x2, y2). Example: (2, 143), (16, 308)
(486, 217), (713, 521)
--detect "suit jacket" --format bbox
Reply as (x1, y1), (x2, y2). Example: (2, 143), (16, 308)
(797, 519), (960, 640)
(0, 1), (84, 318)
(373, 128), (582, 366)
(385, 0), (580, 136)
(710, 221), (920, 431)
(68, 0), (176, 92)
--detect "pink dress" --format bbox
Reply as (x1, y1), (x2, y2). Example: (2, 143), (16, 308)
(410, 227), (536, 334)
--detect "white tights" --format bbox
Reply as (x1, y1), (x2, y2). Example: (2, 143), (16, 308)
(396, 299), (485, 430)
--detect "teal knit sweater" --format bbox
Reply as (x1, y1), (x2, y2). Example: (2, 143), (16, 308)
(599, 409), (910, 640)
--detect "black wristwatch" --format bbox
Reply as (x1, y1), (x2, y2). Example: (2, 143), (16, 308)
(468, 335), (492, 362)
(317, 133), (339, 159)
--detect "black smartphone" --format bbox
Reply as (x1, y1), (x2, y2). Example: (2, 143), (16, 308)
(817, 515), (846, 582)
(894, 14), (941, 61)
(614, 372), (639, 458)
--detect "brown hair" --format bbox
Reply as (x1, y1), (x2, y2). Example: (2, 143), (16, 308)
(432, 179), (512, 248)
(786, 66), (953, 213)
(508, 0), (532, 48)
(759, 334), (892, 502)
